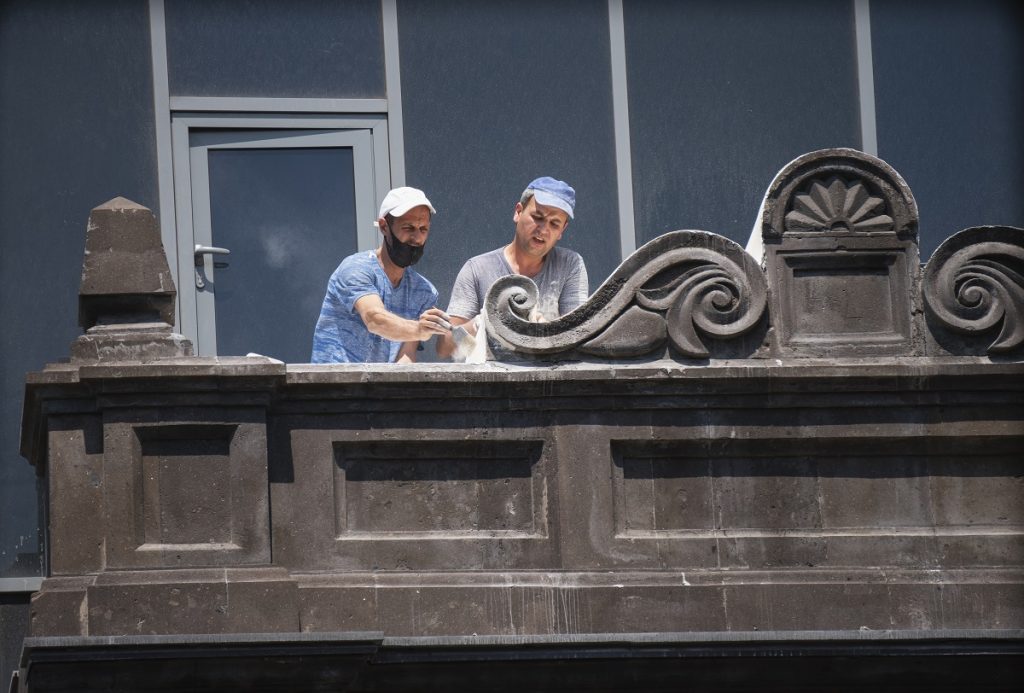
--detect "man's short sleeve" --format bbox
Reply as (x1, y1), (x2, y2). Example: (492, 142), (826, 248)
(336, 256), (380, 314)
(559, 252), (590, 315)
(446, 260), (481, 319)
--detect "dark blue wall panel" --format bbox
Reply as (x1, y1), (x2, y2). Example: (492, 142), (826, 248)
(398, 0), (620, 309)
(625, 0), (861, 248)
(0, 0), (158, 577)
(166, 0), (385, 98)
(872, 0), (1024, 258)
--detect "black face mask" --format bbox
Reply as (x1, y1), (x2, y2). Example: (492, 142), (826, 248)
(383, 223), (424, 268)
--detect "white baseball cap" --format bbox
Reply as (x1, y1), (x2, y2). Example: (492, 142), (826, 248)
(378, 186), (436, 219)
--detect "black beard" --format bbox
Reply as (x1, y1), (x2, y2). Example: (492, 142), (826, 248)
(384, 229), (424, 268)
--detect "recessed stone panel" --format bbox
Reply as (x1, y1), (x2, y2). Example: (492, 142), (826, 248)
(611, 441), (1024, 559)
(613, 455), (714, 534)
(714, 458), (822, 530)
(333, 441), (544, 537)
(782, 252), (908, 345)
(102, 417), (271, 569)
(141, 435), (233, 546)
(791, 264), (894, 336)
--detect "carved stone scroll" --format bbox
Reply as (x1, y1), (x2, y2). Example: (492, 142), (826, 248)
(484, 231), (767, 359)
(922, 225), (1024, 354)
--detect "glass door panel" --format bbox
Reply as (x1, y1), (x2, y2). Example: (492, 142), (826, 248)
(187, 128), (375, 360)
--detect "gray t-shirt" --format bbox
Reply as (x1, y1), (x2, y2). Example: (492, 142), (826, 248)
(447, 246), (589, 321)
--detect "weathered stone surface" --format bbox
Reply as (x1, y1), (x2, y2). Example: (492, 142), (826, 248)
(99, 410), (271, 571)
(760, 148), (918, 241)
(923, 225), (1024, 355)
(72, 197), (193, 363)
(70, 323), (193, 364)
(760, 148), (923, 357)
(21, 359), (1024, 644)
(77, 198), (177, 329)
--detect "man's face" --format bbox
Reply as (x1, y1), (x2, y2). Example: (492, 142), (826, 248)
(512, 197), (569, 259)
(385, 205), (432, 246)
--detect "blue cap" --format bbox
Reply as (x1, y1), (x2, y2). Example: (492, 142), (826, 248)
(524, 176), (575, 219)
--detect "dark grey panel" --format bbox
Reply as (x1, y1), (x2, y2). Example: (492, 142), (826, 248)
(0, 0), (158, 577)
(398, 0), (620, 316)
(625, 0), (861, 247)
(0, 594), (31, 689)
(872, 0), (1024, 259)
(165, 0), (385, 98)
(207, 146), (359, 362)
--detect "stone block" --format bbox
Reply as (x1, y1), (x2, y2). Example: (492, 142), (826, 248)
(273, 428), (558, 571)
(101, 412), (270, 570)
(29, 578), (93, 637)
(77, 198), (176, 329)
(47, 416), (104, 575)
(85, 568), (299, 636)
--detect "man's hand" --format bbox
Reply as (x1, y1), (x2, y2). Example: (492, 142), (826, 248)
(436, 314), (472, 358)
(416, 307), (452, 341)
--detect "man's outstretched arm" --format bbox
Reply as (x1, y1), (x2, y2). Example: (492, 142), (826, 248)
(354, 294), (450, 344)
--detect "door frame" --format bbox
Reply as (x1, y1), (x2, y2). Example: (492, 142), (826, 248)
(170, 112), (392, 354)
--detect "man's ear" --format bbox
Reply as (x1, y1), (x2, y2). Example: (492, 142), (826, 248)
(377, 216), (388, 236)
(513, 202), (523, 223)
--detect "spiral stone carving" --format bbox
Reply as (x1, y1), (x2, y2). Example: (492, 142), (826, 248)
(922, 226), (1024, 354)
(484, 231), (767, 359)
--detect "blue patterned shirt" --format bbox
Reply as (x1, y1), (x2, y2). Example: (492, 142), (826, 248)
(311, 251), (438, 363)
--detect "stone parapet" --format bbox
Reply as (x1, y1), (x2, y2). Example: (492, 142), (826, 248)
(20, 359), (1024, 640)
(16, 149), (1024, 690)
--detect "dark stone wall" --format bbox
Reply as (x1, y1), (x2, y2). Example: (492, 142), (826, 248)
(20, 358), (1024, 641)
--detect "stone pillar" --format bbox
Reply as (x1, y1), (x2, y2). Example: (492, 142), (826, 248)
(71, 197), (192, 362)
(24, 198), (294, 640)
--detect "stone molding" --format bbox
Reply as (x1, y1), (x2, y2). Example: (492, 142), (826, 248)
(484, 148), (1023, 361)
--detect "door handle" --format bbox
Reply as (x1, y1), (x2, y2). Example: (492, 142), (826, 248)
(194, 245), (230, 288)
(194, 244), (231, 265)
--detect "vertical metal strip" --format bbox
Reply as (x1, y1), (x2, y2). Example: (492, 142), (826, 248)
(608, 0), (637, 260)
(382, 0), (406, 189)
(854, 0), (878, 156)
(149, 0), (179, 326)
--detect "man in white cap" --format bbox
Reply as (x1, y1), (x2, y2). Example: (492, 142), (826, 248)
(311, 186), (451, 363)
(438, 176), (588, 358)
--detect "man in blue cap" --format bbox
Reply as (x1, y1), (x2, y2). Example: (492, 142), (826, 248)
(439, 176), (589, 358)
